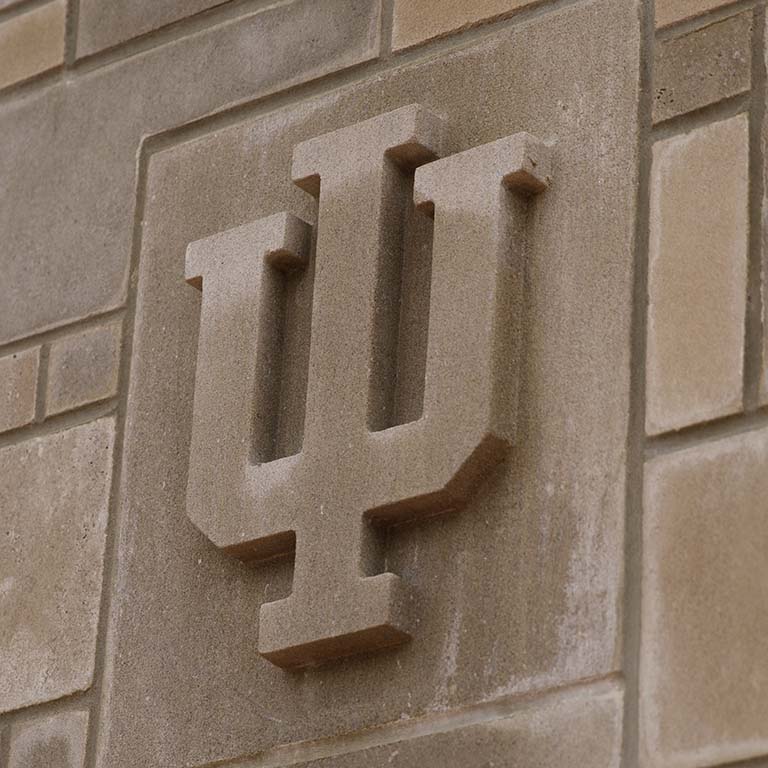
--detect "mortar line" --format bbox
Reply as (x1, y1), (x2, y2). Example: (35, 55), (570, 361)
(652, 93), (750, 139)
(656, 0), (760, 40)
(33, 342), (50, 423)
(620, 1), (655, 767)
(744, 5), (766, 408)
(64, 0), (80, 66)
(0, 688), (94, 727)
(0, 0), (54, 23)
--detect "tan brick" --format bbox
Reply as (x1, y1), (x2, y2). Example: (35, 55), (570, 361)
(0, 418), (115, 712)
(0, 347), (39, 433)
(646, 115), (748, 435)
(46, 322), (122, 416)
(656, 0), (738, 28)
(9, 711), (89, 768)
(0, 0), (66, 91)
(641, 426), (768, 767)
(392, 0), (545, 50)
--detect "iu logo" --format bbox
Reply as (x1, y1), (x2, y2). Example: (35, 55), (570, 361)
(185, 105), (551, 668)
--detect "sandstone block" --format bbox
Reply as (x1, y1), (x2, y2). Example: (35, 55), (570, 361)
(656, 0), (739, 28)
(646, 115), (748, 435)
(46, 321), (122, 416)
(0, 418), (115, 712)
(9, 711), (89, 768)
(641, 426), (768, 767)
(653, 12), (752, 123)
(392, 0), (544, 50)
(0, 347), (39, 433)
(0, 0), (65, 91)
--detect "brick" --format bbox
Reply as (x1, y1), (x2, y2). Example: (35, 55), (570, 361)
(46, 321), (122, 416)
(392, 0), (545, 50)
(9, 712), (89, 768)
(0, 418), (115, 712)
(656, 0), (738, 28)
(641, 426), (768, 767)
(646, 115), (748, 435)
(95, 2), (639, 764)
(0, 347), (39, 433)
(0, 0), (380, 346)
(653, 12), (752, 124)
(0, 0), (65, 91)
(77, 0), (230, 58)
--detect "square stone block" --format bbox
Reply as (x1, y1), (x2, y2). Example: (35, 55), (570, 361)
(646, 115), (749, 435)
(641, 426), (768, 767)
(0, 347), (39, 434)
(9, 711), (89, 768)
(95, 1), (640, 765)
(0, 418), (115, 712)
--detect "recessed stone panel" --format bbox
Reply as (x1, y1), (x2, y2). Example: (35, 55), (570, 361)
(0, 418), (115, 712)
(96, 1), (639, 765)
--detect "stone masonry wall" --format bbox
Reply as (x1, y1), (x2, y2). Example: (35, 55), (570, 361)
(0, 1), (766, 767)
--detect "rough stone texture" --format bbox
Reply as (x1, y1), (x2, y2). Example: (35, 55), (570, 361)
(0, 347), (39, 433)
(641, 427), (768, 768)
(77, 0), (231, 57)
(8, 711), (89, 768)
(95, 1), (639, 764)
(653, 12), (752, 123)
(391, 0), (544, 50)
(0, 0), (380, 346)
(646, 115), (748, 435)
(0, 0), (65, 91)
(656, 0), (737, 28)
(46, 321), (122, 416)
(0, 418), (115, 712)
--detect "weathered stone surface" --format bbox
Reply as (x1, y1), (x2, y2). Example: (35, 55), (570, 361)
(0, 0), (65, 91)
(392, 0), (544, 50)
(653, 12), (752, 123)
(96, 1), (639, 765)
(9, 711), (89, 768)
(77, 0), (230, 57)
(656, 0), (736, 28)
(46, 321), (122, 416)
(0, 418), (115, 712)
(0, 0), (380, 346)
(641, 426), (768, 768)
(0, 347), (39, 433)
(646, 115), (748, 435)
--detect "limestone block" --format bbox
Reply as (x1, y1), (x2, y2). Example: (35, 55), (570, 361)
(646, 115), (749, 435)
(641, 426), (768, 767)
(9, 711), (89, 768)
(46, 321), (122, 416)
(653, 12), (752, 124)
(0, 0), (65, 91)
(96, 1), (639, 764)
(392, 0), (545, 50)
(0, 0), (380, 345)
(0, 347), (39, 434)
(656, 0), (738, 28)
(0, 418), (115, 712)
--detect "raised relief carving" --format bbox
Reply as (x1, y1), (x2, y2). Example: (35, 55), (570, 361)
(185, 104), (552, 668)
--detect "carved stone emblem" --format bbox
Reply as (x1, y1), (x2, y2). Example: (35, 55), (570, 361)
(185, 104), (551, 668)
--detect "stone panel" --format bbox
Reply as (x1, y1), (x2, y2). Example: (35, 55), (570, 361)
(96, 1), (639, 765)
(0, 347), (39, 433)
(0, 0), (65, 91)
(0, 0), (380, 346)
(656, 0), (738, 28)
(46, 321), (122, 416)
(9, 711), (89, 768)
(641, 426), (768, 767)
(77, 0), (231, 57)
(653, 12), (752, 124)
(391, 0), (545, 50)
(0, 418), (115, 712)
(646, 115), (749, 435)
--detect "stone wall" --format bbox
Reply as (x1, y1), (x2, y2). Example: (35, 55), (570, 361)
(0, 1), (765, 767)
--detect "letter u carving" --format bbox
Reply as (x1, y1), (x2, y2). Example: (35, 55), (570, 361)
(185, 105), (552, 668)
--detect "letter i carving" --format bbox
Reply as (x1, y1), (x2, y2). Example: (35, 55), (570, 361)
(185, 105), (552, 668)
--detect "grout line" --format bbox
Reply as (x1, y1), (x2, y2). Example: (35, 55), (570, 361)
(620, 1), (655, 767)
(655, 0), (760, 40)
(0, 688), (93, 728)
(652, 92), (750, 137)
(744, 5), (766, 408)
(33, 342), (50, 423)
(64, 0), (80, 66)
(82, 139), (151, 768)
